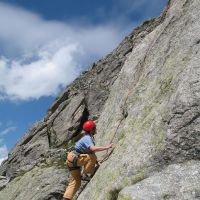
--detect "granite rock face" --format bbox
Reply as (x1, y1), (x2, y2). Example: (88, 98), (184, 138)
(0, 166), (68, 200)
(77, 0), (200, 199)
(118, 161), (200, 200)
(0, 176), (7, 191)
(0, 0), (200, 199)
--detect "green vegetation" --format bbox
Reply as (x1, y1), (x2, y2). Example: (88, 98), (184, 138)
(128, 119), (138, 127)
(120, 169), (146, 188)
(107, 187), (122, 200)
(142, 105), (153, 119)
(151, 121), (165, 154)
(118, 194), (132, 200)
(47, 127), (58, 148)
(106, 169), (146, 200)
(15, 170), (28, 178)
(159, 75), (173, 95)
(119, 129), (126, 141)
(163, 193), (170, 200)
(182, 47), (192, 65)
(130, 169), (145, 185)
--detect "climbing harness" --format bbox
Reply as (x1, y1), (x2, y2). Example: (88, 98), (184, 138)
(66, 150), (81, 171)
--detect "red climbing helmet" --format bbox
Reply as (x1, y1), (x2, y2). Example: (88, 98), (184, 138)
(83, 120), (96, 131)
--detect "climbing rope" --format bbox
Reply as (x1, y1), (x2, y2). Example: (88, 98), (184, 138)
(99, 14), (174, 164)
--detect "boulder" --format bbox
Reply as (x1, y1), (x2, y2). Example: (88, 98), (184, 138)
(118, 161), (200, 200)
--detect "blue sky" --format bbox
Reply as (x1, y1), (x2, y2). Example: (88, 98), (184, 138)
(0, 0), (168, 163)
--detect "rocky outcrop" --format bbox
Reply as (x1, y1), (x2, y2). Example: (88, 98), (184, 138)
(0, 176), (7, 191)
(0, 0), (200, 199)
(77, 0), (200, 199)
(0, 6), (167, 199)
(118, 161), (200, 200)
(0, 166), (68, 200)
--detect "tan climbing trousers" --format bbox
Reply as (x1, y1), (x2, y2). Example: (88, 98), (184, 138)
(63, 151), (97, 200)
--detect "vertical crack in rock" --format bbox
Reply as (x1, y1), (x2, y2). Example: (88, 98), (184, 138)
(47, 125), (58, 148)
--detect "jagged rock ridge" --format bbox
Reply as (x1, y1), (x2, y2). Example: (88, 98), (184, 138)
(0, 0), (200, 199)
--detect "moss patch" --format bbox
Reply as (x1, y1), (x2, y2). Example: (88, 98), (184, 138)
(130, 169), (145, 185)
(107, 187), (122, 200)
(106, 169), (146, 200)
(159, 75), (174, 96)
(151, 122), (165, 154)
(47, 127), (58, 148)
(142, 105), (153, 119)
(118, 194), (132, 200)
(163, 193), (170, 200)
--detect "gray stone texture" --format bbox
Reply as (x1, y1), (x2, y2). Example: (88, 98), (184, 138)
(0, 0), (200, 199)
(78, 0), (200, 199)
(118, 161), (200, 200)
(0, 176), (8, 191)
(0, 166), (68, 200)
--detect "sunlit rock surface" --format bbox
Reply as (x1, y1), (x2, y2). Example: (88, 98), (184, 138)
(0, 0), (200, 199)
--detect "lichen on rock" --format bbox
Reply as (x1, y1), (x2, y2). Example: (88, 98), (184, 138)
(0, 0), (200, 199)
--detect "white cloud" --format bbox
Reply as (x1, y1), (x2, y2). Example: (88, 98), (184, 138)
(0, 2), (128, 100)
(0, 145), (8, 165)
(0, 126), (16, 136)
(0, 43), (81, 100)
(0, 1), (168, 100)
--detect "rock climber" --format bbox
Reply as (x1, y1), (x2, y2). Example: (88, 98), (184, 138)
(63, 120), (113, 200)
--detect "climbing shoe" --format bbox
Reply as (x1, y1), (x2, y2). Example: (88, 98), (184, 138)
(81, 175), (91, 181)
